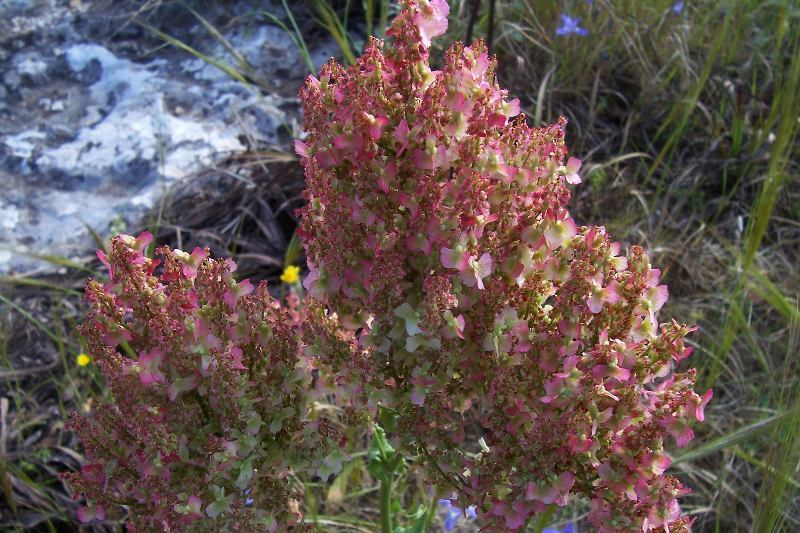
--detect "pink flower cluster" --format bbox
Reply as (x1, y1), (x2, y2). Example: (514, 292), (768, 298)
(296, 1), (711, 531)
(62, 233), (340, 531)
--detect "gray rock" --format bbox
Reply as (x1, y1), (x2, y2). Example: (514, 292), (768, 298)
(0, 0), (337, 275)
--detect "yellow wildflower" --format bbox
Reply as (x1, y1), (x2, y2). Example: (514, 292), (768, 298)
(280, 265), (301, 284)
(76, 353), (91, 366)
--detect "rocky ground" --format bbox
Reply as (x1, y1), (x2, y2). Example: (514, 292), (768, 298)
(0, 0), (335, 275)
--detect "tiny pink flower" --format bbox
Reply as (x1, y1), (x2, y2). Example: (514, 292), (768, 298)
(587, 281), (621, 313)
(412, 0), (450, 48)
(645, 284), (669, 312)
(490, 501), (525, 530)
(404, 233), (432, 254)
(461, 252), (493, 290)
(101, 326), (132, 348)
(441, 311), (466, 339)
(80, 464), (106, 485)
(365, 113), (390, 140)
(525, 472), (575, 505)
(188, 495), (202, 513)
(294, 139), (310, 158)
(672, 345), (694, 363)
(394, 119), (411, 155)
(377, 161), (398, 193)
(119, 231), (153, 254)
(412, 142), (452, 170)
(303, 266), (321, 296)
(564, 157), (582, 184)
(412, 148), (433, 170)
(693, 389), (713, 422)
(181, 247), (209, 279)
(642, 451), (671, 477)
(503, 98), (521, 118)
(566, 428), (590, 450)
(77, 503), (105, 523)
(138, 348), (165, 385)
(223, 278), (254, 308)
(229, 346), (246, 370)
(134, 231), (153, 251)
(303, 264), (341, 299)
(662, 415), (694, 447)
(646, 498), (681, 530)
(440, 243), (469, 272)
(96, 250), (113, 279)
(645, 267), (662, 287)
(544, 217), (578, 249)
(315, 148), (340, 168)
(333, 132), (365, 152)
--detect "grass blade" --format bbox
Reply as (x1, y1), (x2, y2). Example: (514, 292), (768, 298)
(671, 408), (800, 466)
(312, 0), (357, 65)
(137, 20), (257, 90)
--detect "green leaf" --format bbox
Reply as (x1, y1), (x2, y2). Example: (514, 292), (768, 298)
(393, 302), (422, 336)
(378, 406), (400, 433)
(386, 451), (404, 474)
(269, 415), (283, 434)
(367, 456), (388, 483)
(368, 421), (406, 485)
(394, 503), (428, 533)
(235, 460), (254, 490)
(318, 449), (351, 482)
(246, 411), (263, 435)
(284, 230), (303, 268)
(205, 486), (231, 518)
(372, 423), (395, 458)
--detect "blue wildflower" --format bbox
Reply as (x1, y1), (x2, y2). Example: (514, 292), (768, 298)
(439, 499), (461, 531)
(556, 14), (589, 37)
(439, 499), (477, 531)
(672, 1), (685, 14)
(544, 522), (576, 533)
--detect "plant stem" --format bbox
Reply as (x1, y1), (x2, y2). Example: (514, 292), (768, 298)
(379, 472), (393, 533)
(424, 487), (440, 529)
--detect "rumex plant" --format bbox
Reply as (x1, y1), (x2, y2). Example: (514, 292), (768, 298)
(62, 233), (340, 531)
(64, 1), (712, 531)
(296, 0), (711, 531)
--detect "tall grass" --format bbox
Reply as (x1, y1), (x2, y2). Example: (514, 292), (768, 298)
(752, 325), (800, 531)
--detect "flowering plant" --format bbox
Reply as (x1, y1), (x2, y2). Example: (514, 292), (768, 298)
(296, 0), (711, 531)
(61, 233), (340, 531)
(64, 1), (711, 531)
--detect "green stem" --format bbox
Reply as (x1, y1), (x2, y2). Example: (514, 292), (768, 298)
(379, 473), (393, 533)
(424, 487), (440, 529)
